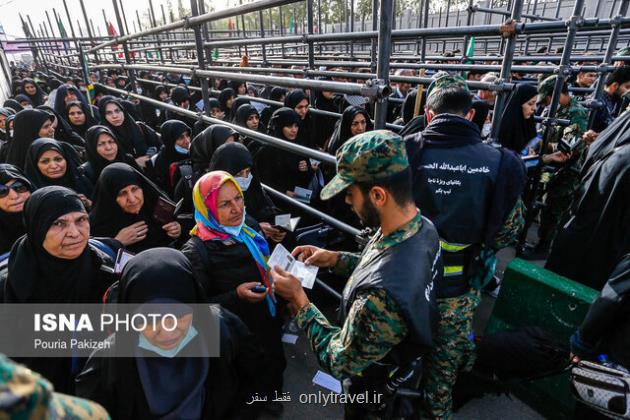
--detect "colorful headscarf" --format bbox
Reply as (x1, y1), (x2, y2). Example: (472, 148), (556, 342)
(191, 171), (276, 316)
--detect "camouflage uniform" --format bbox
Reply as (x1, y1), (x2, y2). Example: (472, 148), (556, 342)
(295, 131), (440, 418)
(537, 76), (589, 246)
(0, 354), (109, 419)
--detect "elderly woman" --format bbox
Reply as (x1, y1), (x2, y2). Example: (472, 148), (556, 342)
(4, 109), (55, 170)
(80, 125), (140, 184)
(181, 171), (286, 410)
(4, 186), (116, 393)
(90, 163), (182, 253)
(0, 164), (31, 254)
(76, 247), (262, 419)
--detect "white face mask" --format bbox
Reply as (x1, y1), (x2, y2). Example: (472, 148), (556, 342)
(234, 173), (253, 191)
(481, 123), (492, 138)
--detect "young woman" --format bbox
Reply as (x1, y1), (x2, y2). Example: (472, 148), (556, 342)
(327, 105), (374, 155)
(80, 125), (139, 184)
(497, 84), (539, 154)
(89, 163), (182, 253)
(4, 109), (55, 170)
(64, 100), (98, 138)
(148, 120), (191, 194)
(21, 78), (47, 107)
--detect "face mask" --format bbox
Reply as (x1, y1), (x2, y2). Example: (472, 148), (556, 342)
(481, 123), (492, 138)
(220, 207), (246, 236)
(138, 324), (198, 358)
(174, 144), (189, 155)
(234, 173), (253, 191)
(9, 129), (13, 137)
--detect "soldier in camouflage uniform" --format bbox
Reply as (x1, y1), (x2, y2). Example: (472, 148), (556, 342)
(271, 131), (442, 419)
(535, 75), (589, 253)
(0, 354), (109, 419)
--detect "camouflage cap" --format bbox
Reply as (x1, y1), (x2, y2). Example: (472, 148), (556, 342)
(537, 75), (557, 103)
(426, 73), (469, 100)
(320, 130), (409, 200)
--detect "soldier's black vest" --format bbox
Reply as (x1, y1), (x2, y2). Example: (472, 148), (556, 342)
(338, 216), (441, 368)
(407, 116), (502, 298)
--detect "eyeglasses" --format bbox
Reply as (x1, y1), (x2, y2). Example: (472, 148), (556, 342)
(0, 181), (29, 198)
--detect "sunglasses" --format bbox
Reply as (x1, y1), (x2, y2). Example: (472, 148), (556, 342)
(0, 181), (29, 198)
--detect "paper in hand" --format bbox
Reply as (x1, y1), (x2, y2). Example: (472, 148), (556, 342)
(268, 244), (318, 289)
(114, 249), (135, 275)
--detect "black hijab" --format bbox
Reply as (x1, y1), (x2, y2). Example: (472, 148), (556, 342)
(84, 125), (137, 181)
(209, 143), (278, 223)
(5, 186), (103, 303)
(0, 164), (32, 254)
(21, 78), (46, 107)
(218, 88), (235, 114)
(229, 80), (246, 95)
(14, 94), (32, 108)
(498, 84), (538, 153)
(230, 97), (250, 121)
(327, 106), (373, 155)
(170, 87), (190, 106)
(268, 107), (301, 139)
(36, 105), (86, 147)
(114, 248), (210, 419)
(64, 100), (98, 138)
(190, 124), (239, 174)
(3, 99), (24, 114)
(5, 109), (53, 170)
(284, 90), (308, 110)
(98, 96), (148, 157)
(153, 120), (190, 187)
(89, 162), (172, 253)
(234, 104), (260, 129)
(54, 85), (90, 116)
(24, 138), (93, 197)
(283, 90), (314, 148)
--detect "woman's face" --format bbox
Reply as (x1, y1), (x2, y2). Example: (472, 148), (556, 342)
(235, 167), (251, 178)
(19, 100), (31, 109)
(282, 123), (299, 141)
(215, 182), (244, 226)
(42, 211), (90, 260)
(521, 96), (537, 120)
(0, 114), (6, 130)
(237, 84), (247, 95)
(294, 99), (309, 120)
(246, 114), (259, 130)
(0, 179), (30, 213)
(37, 150), (67, 179)
(65, 91), (78, 104)
(159, 91), (169, 102)
(175, 131), (191, 149)
(226, 96), (234, 110)
(350, 113), (368, 136)
(67, 105), (86, 126)
(24, 83), (37, 96)
(104, 103), (124, 127)
(141, 313), (193, 350)
(96, 133), (118, 161)
(116, 184), (144, 215)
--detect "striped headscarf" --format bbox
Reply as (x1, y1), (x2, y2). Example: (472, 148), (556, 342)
(191, 171), (276, 316)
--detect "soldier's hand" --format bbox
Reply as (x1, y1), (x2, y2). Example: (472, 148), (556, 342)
(271, 265), (310, 313)
(582, 129), (599, 145)
(292, 245), (339, 268)
(542, 150), (571, 164)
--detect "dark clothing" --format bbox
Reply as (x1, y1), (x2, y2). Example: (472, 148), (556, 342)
(0, 164), (31, 254)
(312, 91), (339, 149)
(406, 114), (526, 297)
(148, 120), (190, 194)
(4, 109), (52, 170)
(4, 186), (115, 394)
(89, 163), (175, 253)
(591, 91), (620, 133)
(546, 115), (630, 290)
(570, 254), (630, 369)
(326, 106), (373, 155)
(23, 138), (93, 197)
(36, 106), (86, 148)
(76, 248), (262, 420)
(79, 125), (139, 185)
(284, 90), (315, 149)
(64, 100), (98, 138)
(497, 84), (538, 153)
(181, 235), (286, 398)
(21, 78), (46, 107)
(54, 85), (91, 117)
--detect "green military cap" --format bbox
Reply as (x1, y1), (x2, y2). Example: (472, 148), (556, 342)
(537, 75), (558, 103)
(426, 73), (469, 99)
(320, 130), (409, 200)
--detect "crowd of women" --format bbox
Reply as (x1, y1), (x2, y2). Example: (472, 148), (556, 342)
(0, 55), (627, 418)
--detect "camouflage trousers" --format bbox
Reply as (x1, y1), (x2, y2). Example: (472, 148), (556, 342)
(420, 289), (481, 419)
(538, 169), (580, 245)
(0, 355), (109, 419)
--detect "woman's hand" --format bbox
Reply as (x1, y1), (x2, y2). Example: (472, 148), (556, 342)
(162, 221), (182, 239)
(298, 160), (308, 172)
(259, 222), (287, 243)
(236, 281), (268, 303)
(77, 194), (92, 210)
(135, 155), (150, 169)
(115, 221), (148, 246)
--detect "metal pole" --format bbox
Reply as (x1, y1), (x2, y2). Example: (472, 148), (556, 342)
(420, 0), (429, 60)
(350, 0), (355, 57)
(118, 0), (131, 36)
(79, 0), (96, 48)
(240, 0), (249, 56)
(62, 0), (78, 52)
(371, 0), (378, 73)
(190, 0), (212, 116)
(112, 0), (136, 85)
(588, 0), (630, 128)
(148, 1), (164, 64)
(259, 9), (268, 64)
(489, 0), (523, 141)
(374, 0), (393, 129)
(307, 0), (315, 70)
(52, 9), (69, 54)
